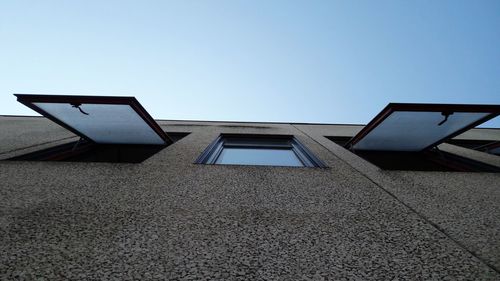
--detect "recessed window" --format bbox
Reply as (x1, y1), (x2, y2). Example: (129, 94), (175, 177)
(446, 139), (500, 156)
(8, 132), (189, 163)
(196, 135), (326, 167)
(9, 94), (187, 163)
(331, 103), (500, 172)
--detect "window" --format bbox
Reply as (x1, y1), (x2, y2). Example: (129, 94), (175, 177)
(332, 103), (500, 172)
(346, 103), (499, 152)
(15, 94), (173, 145)
(196, 135), (326, 167)
(446, 139), (500, 156)
(8, 132), (189, 163)
(9, 94), (187, 163)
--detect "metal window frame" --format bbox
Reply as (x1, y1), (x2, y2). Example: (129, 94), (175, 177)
(470, 141), (500, 154)
(15, 94), (174, 145)
(196, 134), (326, 168)
(345, 103), (500, 152)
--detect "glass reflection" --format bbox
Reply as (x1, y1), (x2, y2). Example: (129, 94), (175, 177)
(215, 147), (303, 167)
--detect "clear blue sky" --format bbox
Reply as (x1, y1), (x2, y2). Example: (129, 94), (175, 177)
(1, 0), (499, 126)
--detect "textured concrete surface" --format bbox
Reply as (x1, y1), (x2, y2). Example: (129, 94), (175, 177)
(383, 171), (500, 270)
(0, 116), (75, 155)
(296, 123), (500, 273)
(453, 128), (500, 141)
(1, 117), (500, 280)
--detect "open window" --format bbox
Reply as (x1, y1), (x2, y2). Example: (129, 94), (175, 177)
(9, 94), (184, 163)
(196, 134), (326, 167)
(340, 103), (500, 172)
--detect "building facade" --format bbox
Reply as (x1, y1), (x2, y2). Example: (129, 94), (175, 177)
(1, 115), (500, 280)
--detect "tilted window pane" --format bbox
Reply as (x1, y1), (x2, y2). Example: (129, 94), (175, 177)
(34, 103), (166, 145)
(353, 111), (490, 151)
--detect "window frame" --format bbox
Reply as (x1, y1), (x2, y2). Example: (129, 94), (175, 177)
(196, 134), (326, 168)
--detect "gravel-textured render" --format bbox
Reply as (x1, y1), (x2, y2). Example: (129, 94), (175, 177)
(1, 117), (499, 280)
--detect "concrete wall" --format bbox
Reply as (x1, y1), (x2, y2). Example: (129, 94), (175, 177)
(1, 116), (499, 280)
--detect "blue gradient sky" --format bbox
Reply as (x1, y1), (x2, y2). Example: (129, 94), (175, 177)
(1, 1), (499, 126)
